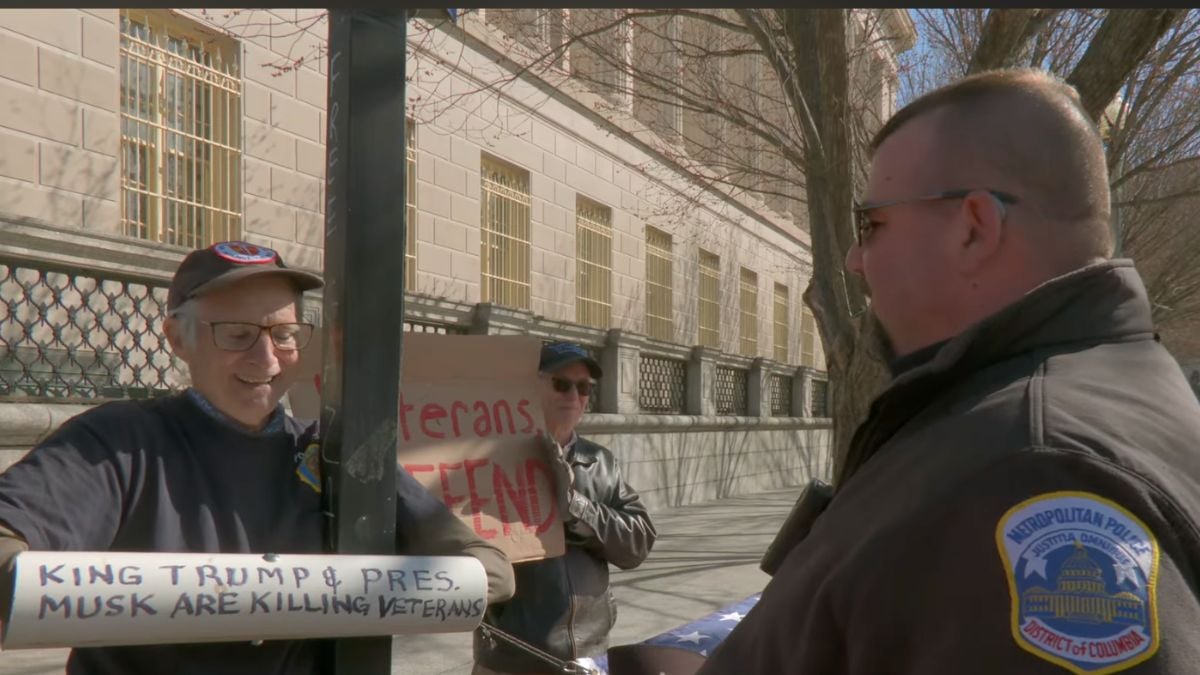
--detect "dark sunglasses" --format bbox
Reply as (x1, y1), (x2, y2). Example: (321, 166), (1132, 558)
(549, 376), (595, 397)
(852, 188), (1020, 246)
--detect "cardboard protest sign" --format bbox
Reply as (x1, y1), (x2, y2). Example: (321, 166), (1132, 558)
(1, 551), (486, 650)
(291, 334), (566, 563)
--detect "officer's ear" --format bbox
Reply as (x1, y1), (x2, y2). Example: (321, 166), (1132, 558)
(957, 189), (1007, 274)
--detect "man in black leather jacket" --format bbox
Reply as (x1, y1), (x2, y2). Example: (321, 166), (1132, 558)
(473, 342), (657, 674)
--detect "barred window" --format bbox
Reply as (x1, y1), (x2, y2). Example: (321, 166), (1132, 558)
(810, 376), (830, 418)
(480, 156), (532, 309)
(484, 9), (568, 70)
(404, 319), (466, 335)
(576, 196), (612, 329)
(801, 303), (817, 368)
(698, 249), (721, 348)
(645, 226), (673, 341)
(632, 15), (682, 143)
(570, 9), (630, 107)
(773, 283), (789, 362)
(769, 373), (793, 417)
(638, 354), (686, 414)
(739, 267), (758, 357)
(119, 10), (241, 248)
(406, 120), (417, 289)
(715, 366), (748, 416)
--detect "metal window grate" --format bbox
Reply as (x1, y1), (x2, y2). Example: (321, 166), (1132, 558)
(480, 156), (532, 309)
(638, 354), (686, 414)
(801, 304), (817, 368)
(0, 258), (185, 400)
(715, 366), (748, 415)
(485, 10), (569, 71)
(570, 9), (629, 106)
(576, 196), (612, 329)
(404, 319), (466, 335)
(810, 376), (830, 418)
(119, 10), (242, 248)
(645, 226), (673, 341)
(698, 249), (720, 348)
(769, 373), (793, 416)
(406, 120), (417, 290)
(739, 267), (758, 356)
(773, 283), (789, 363)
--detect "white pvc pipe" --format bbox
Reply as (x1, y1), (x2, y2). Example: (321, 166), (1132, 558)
(2, 551), (487, 650)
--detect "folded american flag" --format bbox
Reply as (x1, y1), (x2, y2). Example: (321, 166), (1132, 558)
(579, 593), (761, 674)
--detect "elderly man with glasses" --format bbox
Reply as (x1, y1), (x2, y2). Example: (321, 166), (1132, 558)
(700, 68), (1200, 674)
(473, 342), (656, 674)
(0, 241), (513, 675)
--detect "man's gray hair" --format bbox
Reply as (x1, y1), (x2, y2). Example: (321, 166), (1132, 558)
(168, 299), (202, 351)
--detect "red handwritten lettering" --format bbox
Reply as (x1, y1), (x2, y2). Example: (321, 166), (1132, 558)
(403, 463), (436, 481)
(398, 396), (537, 442)
(420, 403), (447, 439)
(439, 462), (465, 511)
(449, 400), (469, 437)
(492, 463), (530, 536)
(516, 399), (535, 433)
(472, 401), (493, 436)
(464, 459), (497, 539)
(492, 400), (515, 435)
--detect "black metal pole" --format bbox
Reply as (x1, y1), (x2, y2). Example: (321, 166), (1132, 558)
(320, 9), (407, 674)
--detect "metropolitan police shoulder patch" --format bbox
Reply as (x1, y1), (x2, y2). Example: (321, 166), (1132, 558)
(996, 491), (1160, 674)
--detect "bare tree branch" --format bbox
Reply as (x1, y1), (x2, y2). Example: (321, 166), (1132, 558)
(967, 9), (1063, 73)
(1067, 9), (1187, 120)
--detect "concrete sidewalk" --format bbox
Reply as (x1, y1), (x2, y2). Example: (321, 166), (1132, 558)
(0, 487), (799, 674)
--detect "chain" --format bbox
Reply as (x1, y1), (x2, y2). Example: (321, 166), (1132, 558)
(478, 621), (598, 675)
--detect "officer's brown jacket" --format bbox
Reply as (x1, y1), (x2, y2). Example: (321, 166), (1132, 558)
(700, 260), (1200, 674)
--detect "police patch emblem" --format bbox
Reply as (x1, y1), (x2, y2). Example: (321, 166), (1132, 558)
(997, 492), (1159, 674)
(212, 241), (277, 265)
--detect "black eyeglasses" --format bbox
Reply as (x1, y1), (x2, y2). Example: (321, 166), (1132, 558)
(852, 189), (1020, 246)
(202, 321), (315, 352)
(548, 376), (595, 397)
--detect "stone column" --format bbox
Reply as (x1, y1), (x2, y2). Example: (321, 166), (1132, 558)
(601, 329), (641, 414)
(794, 366), (814, 417)
(748, 358), (769, 418)
(688, 346), (717, 417)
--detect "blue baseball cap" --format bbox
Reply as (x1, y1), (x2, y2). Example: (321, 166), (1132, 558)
(539, 342), (602, 379)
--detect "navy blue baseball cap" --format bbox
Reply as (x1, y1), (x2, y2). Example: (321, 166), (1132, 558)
(168, 241), (323, 310)
(539, 342), (602, 379)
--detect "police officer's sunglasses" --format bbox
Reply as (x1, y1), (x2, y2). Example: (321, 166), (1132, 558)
(852, 188), (1020, 246)
(202, 321), (315, 352)
(547, 376), (596, 397)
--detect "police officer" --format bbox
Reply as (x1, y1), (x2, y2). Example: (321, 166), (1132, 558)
(701, 69), (1200, 674)
(0, 241), (514, 675)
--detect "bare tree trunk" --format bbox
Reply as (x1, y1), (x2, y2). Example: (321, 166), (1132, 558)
(967, 9), (1062, 74)
(779, 9), (892, 481)
(1067, 9), (1185, 120)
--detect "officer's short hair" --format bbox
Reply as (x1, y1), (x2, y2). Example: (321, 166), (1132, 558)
(872, 68), (1113, 263)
